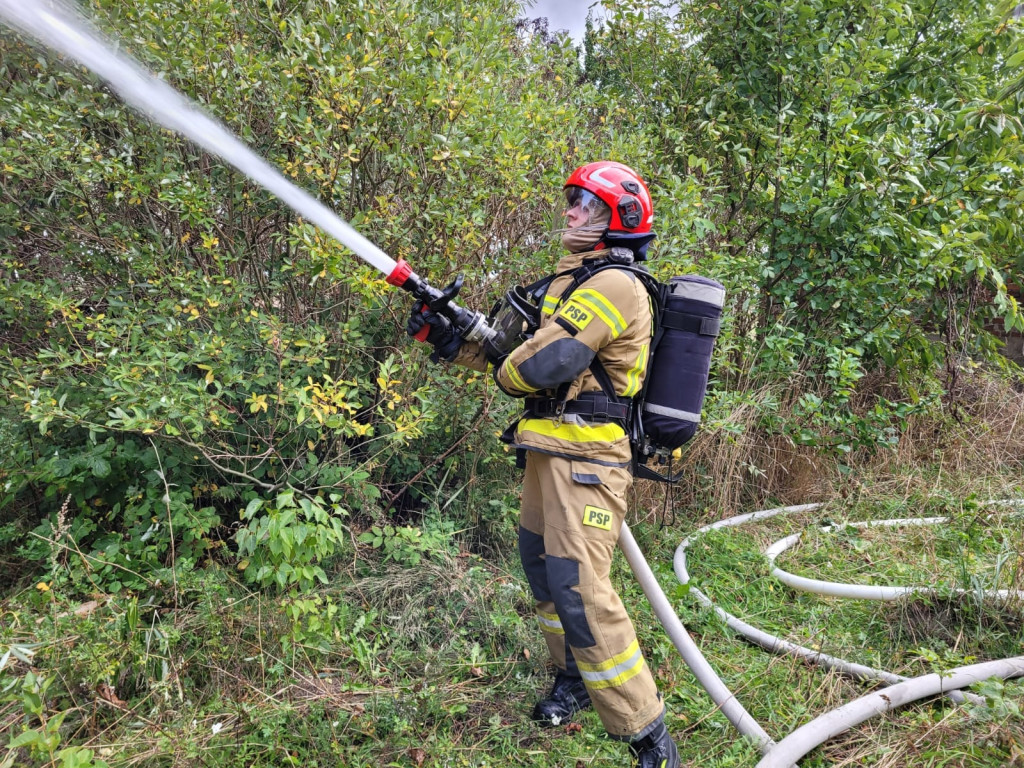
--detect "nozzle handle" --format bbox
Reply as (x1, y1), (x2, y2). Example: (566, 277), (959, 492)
(413, 306), (431, 342)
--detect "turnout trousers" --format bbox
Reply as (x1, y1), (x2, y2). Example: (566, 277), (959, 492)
(518, 450), (664, 738)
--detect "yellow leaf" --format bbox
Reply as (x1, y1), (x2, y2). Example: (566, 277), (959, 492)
(36, 582), (50, 592)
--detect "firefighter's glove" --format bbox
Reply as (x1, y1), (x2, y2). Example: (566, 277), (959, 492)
(406, 304), (463, 363)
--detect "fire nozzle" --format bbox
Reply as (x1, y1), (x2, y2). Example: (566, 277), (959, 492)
(387, 259), (495, 345)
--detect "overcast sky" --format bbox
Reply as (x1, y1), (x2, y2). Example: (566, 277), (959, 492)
(520, 0), (606, 43)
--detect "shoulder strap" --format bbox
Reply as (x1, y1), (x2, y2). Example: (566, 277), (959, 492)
(554, 260), (607, 306)
(555, 261), (666, 409)
(524, 272), (556, 304)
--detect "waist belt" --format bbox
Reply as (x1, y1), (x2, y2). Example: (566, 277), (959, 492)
(524, 391), (629, 424)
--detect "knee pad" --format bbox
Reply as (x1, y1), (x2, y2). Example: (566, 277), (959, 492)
(546, 555), (596, 648)
(518, 526), (551, 603)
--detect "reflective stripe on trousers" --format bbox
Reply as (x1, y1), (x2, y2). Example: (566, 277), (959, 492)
(518, 451), (663, 738)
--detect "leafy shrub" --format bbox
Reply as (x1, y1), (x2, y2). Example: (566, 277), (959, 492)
(235, 489), (348, 591)
(0, 0), (628, 598)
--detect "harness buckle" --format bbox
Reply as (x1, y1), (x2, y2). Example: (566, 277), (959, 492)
(552, 400), (566, 427)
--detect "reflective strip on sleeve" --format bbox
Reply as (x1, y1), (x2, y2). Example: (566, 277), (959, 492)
(570, 288), (626, 338)
(518, 418), (626, 444)
(537, 610), (564, 635)
(576, 640), (646, 690)
(542, 295), (561, 316)
(621, 342), (648, 397)
(503, 357), (538, 393)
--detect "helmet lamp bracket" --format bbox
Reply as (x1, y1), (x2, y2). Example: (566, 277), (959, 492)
(618, 196), (643, 230)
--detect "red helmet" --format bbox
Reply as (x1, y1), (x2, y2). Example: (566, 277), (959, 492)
(564, 161), (654, 235)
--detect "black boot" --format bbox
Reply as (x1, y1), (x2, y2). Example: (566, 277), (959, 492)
(628, 719), (680, 768)
(531, 672), (592, 726)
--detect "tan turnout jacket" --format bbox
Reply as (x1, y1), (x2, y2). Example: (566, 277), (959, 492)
(455, 248), (653, 466)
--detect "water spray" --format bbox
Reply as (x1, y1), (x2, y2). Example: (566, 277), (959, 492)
(0, 0), (495, 345)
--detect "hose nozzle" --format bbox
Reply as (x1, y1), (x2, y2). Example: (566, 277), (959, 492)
(387, 259), (496, 344)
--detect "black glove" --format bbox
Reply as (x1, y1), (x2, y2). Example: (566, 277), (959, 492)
(406, 303), (449, 344)
(406, 303), (463, 363)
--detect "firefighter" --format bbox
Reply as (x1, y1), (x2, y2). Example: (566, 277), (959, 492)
(407, 161), (679, 768)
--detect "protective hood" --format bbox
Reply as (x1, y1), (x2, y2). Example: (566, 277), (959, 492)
(561, 204), (612, 253)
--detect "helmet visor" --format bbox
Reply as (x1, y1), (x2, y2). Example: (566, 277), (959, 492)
(564, 186), (609, 222)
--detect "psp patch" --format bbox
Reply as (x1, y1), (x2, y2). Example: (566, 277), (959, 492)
(582, 505), (613, 531)
(559, 299), (593, 331)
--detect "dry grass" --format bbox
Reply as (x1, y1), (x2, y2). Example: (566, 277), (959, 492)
(639, 369), (1024, 524)
(898, 371), (1024, 474)
(817, 704), (1024, 768)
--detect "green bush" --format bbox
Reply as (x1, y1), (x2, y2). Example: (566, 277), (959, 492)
(584, 0), (1024, 454)
(0, 0), (634, 598)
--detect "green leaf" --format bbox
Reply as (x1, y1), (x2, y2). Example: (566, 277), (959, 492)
(89, 457), (111, 478)
(9, 729), (44, 748)
(1006, 50), (1024, 68)
(243, 498), (264, 520)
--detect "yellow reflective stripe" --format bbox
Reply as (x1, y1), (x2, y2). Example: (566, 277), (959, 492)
(503, 358), (536, 393)
(518, 418), (626, 443)
(576, 640), (641, 673)
(584, 659), (645, 690)
(576, 640), (646, 690)
(572, 289), (626, 338)
(542, 295), (560, 316)
(536, 611), (564, 635)
(622, 343), (648, 397)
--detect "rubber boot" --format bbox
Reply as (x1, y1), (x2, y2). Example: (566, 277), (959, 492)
(531, 672), (591, 726)
(628, 718), (680, 768)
